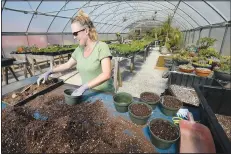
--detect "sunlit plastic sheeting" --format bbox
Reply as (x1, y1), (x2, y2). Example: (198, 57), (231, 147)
(186, 1), (226, 24)
(210, 27), (226, 52)
(178, 2), (209, 27)
(2, 36), (28, 58)
(209, 1), (230, 21)
(193, 30), (200, 44)
(28, 35), (48, 48)
(63, 35), (74, 45)
(37, 1), (67, 15)
(47, 35), (63, 45)
(153, 1), (176, 10)
(2, 11), (33, 32)
(90, 2), (121, 16)
(58, 1), (90, 11)
(28, 15), (54, 32)
(95, 24), (105, 33)
(98, 34), (117, 40)
(4, 1), (40, 12)
(173, 15), (193, 30)
(221, 27), (230, 56)
(171, 20), (186, 31)
(174, 9), (200, 28)
(63, 21), (72, 33)
(98, 34), (109, 40)
(200, 29), (210, 38)
(58, 9), (77, 18)
(48, 18), (70, 32)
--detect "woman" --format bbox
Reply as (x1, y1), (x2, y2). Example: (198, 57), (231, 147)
(37, 10), (115, 96)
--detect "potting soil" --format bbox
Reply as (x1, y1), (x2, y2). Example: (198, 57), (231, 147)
(141, 92), (160, 102)
(130, 104), (152, 116)
(2, 95), (156, 153)
(163, 95), (182, 109)
(169, 85), (200, 107)
(2, 79), (57, 105)
(215, 114), (231, 141)
(150, 119), (178, 141)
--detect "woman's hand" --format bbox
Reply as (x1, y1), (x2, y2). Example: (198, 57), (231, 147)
(71, 84), (89, 96)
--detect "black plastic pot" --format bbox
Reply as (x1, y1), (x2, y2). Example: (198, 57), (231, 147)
(175, 60), (189, 66)
(159, 96), (183, 116)
(64, 89), (81, 105)
(128, 102), (152, 125)
(140, 92), (160, 110)
(113, 92), (133, 113)
(214, 70), (231, 82)
(149, 118), (180, 149)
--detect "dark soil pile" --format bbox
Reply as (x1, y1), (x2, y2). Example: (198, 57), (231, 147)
(130, 104), (151, 116)
(215, 114), (231, 141)
(2, 95), (156, 153)
(141, 92), (160, 102)
(150, 119), (179, 141)
(163, 95), (182, 109)
(2, 79), (58, 105)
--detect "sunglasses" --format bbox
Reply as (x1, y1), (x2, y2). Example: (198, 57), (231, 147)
(72, 28), (85, 36)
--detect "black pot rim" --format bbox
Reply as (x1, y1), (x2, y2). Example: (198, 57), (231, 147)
(140, 92), (161, 104)
(149, 118), (180, 142)
(128, 102), (153, 119)
(113, 92), (133, 107)
(64, 89), (81, 99)
(160, 96), (182, 111)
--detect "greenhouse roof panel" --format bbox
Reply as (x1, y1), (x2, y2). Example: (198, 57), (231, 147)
(1, 1), (230, 33)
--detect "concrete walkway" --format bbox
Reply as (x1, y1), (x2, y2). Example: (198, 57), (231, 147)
(117, 50), (168, 97)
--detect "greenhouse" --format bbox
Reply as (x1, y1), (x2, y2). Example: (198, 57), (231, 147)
(1, 0), (231, 153)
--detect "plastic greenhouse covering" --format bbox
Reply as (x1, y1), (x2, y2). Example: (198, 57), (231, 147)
(1, 0), (230, 57)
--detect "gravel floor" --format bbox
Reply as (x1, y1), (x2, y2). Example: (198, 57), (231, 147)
(117, 50), (168, 97)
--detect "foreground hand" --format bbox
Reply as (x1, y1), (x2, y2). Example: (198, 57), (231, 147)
(71, 84), (89, 96)
(37, 70), (52, 86)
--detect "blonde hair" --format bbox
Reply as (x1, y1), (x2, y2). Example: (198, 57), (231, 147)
(71, 10), (98, 41)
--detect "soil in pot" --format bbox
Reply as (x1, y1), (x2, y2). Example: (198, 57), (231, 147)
(163, 96), (182, 109)
(150, 119), (179, 141)
(140, 92), (160, 102)
(130, 104), (152, 116)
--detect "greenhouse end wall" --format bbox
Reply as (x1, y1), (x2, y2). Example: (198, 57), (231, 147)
(183, 26), (230, 56)
(2, 33), (127, 58)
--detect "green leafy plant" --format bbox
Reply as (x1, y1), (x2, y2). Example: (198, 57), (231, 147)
(198, 47), (220, 58)
(197, 37), (217, 49)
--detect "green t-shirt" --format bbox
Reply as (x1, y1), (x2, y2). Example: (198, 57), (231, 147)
(71, 41), (115, 93)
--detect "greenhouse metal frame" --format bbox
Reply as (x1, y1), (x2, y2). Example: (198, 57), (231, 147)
(1, 0), (230, 57)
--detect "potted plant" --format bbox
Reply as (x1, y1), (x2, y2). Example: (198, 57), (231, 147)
(140, 92), (160, 109)
(113, 92), (133, 113)
(128, 102), (152, 125)
(192, 60), (212, 69)
(214, 56), (231, 81)
(195, 67), (212, 77)
(149, 118), (180, 149)
(178, 64), (195, 73)
(197, 37), (216, 50)
(160, 95), (183, 116)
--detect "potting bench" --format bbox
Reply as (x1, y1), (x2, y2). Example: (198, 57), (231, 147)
(11, 53), (71, 75)
(1, 76), (200, 153)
